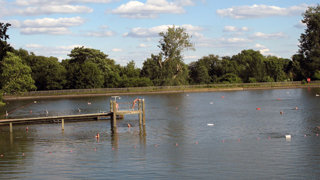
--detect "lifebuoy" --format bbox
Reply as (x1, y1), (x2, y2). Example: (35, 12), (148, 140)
(132, 98), (139, 109)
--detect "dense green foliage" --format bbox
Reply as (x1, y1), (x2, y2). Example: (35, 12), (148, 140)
(0, 5), (319, 95)
(0, 52), (36, 94)
(296, 5), (320, 80)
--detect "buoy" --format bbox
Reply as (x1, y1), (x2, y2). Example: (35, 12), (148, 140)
(0, 154), (3, 157)
(268, 137), (271, 140)
(186, 94), (189, 97)
(295, 107), (298, 110)
(112, 147), (115, 151)
(175, 143), (178, 147)
(95, 133), (100, 138)
(154, 144), (158, 147)
(34, 101), (37, 104)
(78, 108), (81, 112)
(5, 111), (8, 117)
(88, 102), (91, 105)
(237, 138), (241, 142)
(26, 126), (28, 131)
(285, 134), (291, 140)
(316, 94), (319, 97)
(316, 134), (319, 136)
(277, 98), (281, 101)
(176, 107), (179, 110)
(280, 111), (283, 115)
(221, 96), (224, 99)
(304, 134), (307, 137)
(127, 123), (131, 128)
(70, 150), (73, 153)
(134, 145), (136, 149)
(256, 108), (261, 110)
(30, 110), (32, 114)
(45, 109), (48, 115)
(94, 148), (97, 151)
(222, 139), (225, 143)
(207, 123), (214, 126)
(195, 141), (198, 144)
(22, 153), (25, 156)
(209, 101), (213, 105)
(257, 137), (260, 141)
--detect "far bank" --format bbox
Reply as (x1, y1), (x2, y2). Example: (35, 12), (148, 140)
(3, 81), (320, 101)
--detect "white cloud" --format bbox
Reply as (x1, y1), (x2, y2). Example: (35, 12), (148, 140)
(21, 27), (70, 35)
(196, 37), (251, 48)
(13, 17), (85, 35)
(124, 24), (203, 38)
(15, 0), (115, 6)
(254, 44), (272, 55)
(138, 43), (148, 48)
(217, 4), (308, 19)
(86, 31), (114, 37)
(24, 44), (82, 58)
(111, 0), (185, 19)
(19, 5), (92, 16)
(112, 48), (123, 52)
(223, 26), (249, 32)
(252, 32), (286, 39)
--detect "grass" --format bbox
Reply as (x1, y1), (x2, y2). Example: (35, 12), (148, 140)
(3, 81), (320, 100)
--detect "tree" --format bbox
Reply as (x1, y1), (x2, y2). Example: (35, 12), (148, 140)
(231, 50), (267, 82)
(298, 5), (320, 79)
(142, 26), (194, 85)
(63, 47), (119, 88)
(0, 52), (36, 94)
(0, 22), (12, 61)
(23, 53), (67, 90)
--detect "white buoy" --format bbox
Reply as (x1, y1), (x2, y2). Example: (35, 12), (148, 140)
(5, 111), (8, 117)
(78, 108), (81, 112)
(209, 102), (213, 105)
(285, 134), (291, 141)
(207, 123), (214, 126)
(88, 102), (91, 105)
(316, 94), (319, 97)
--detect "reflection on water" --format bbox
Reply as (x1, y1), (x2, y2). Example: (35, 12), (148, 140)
(1, 88), (320, 179)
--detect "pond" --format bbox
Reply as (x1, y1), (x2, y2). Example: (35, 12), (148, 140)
(1, 88), (320, 179)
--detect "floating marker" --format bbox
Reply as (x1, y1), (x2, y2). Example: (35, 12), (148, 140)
(316, 94), (319, 97)
(280, 111), (283, 115)
(257, 137), (260, 141)
(277, 98), (281, 101)
(175, 143), (178, 147)
(195, 141), (198, 144)
(317, 134), (319, 136)
(207, 123), (214, 126)
(88, 102), (91, 105)
(154, 144), (158, 147)
(30, 110), (32, 114)
(186, 94), (189, 97)
(134, 145), (136, 149)
(209, 102), (214, 105)
(95, 133), (100, 138)
(22, 153), (25, 156)
(127, 123), (131, 128)
(295, 107), (298, 110)
(26, 126), (28, 131)
(34, 101), (37, 104)
(221, 96), (224, 99)
(256, 108), (261, 110)
(222, 139), (225, 143)
(268, 137), (271, 140)
(237, 138), (241, 142)
(285, 134), (291, 141)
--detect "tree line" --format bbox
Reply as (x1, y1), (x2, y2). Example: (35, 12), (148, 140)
(0, 5), (319, 97)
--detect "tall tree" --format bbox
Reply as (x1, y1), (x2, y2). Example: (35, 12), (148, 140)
(298, 5), (320, 79)
(0, 52), (36, 94)
(142, 26), (194, 85)
(0, 22), (12, 61)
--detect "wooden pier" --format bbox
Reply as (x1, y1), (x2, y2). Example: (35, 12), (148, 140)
(0, 98), (146, 133)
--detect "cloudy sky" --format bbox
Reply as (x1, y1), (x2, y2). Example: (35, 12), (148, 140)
(0, 0), (316, 67)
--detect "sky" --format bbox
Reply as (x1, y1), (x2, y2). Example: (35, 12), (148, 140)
(0, 0), (318, 67)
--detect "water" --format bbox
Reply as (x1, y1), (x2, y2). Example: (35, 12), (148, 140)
(1, 88), (320, 179)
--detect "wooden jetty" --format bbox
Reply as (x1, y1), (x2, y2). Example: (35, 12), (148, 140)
(0, 98), (146, 133)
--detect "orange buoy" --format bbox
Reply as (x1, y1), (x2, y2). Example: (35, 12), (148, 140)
(175, 143), (178, 147)
(295, 107), (298, 110)
(26, 126), (28, 131)
(222, 139), (225, 143)
(221, 96), (225, 99)
(127, 123), (131, 128)
(280, 111), (283, 115)
(256, 108), (261, 110)
(195, 141), (198, 144)
(277, 98), (281, 101)
(95, 133), (100, 138)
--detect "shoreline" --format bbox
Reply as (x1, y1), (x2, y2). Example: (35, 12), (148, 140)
(3, 84), (320, 101)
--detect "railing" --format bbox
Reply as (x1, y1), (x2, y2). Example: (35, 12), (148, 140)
(6, 81), (320, 96)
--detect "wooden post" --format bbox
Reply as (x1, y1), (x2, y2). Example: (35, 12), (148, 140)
(9, 122), (13, 133)
(142, 99), (146, 126)
(112, 101), (117, 128)
(138, 99), (142, 126)
(61, 119), (64, 130)
(110, 100), (113, 112)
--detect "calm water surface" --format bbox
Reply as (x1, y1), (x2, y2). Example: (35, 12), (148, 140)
(1, 88), (320, 179)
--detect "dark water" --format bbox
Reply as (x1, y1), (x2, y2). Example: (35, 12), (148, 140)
(1, 88), (320, 179)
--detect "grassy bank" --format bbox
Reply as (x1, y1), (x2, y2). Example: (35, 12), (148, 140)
(3, 81), (320, 101)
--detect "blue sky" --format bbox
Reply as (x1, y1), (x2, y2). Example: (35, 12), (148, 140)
(0, 0), (317, 67)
